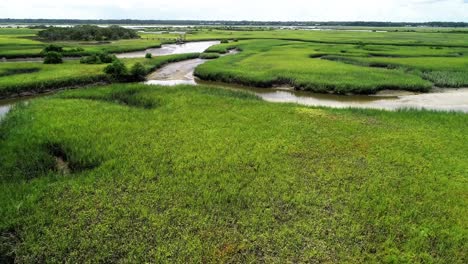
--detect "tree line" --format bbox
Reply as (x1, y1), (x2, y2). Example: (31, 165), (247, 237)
(37, 25), (140, 41)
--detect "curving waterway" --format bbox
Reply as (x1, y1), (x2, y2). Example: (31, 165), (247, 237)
(145, 58), (468, 113)
(117, 41), (220, 58)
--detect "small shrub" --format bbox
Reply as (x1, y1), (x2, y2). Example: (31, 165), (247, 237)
(104, 59), (128, 80)
(43, 52), (63, 64)
(145, 53), (153, 59)
(220, 39), (229, 44)
(130, 63), (147, 81)
(80, 53), (116, 64)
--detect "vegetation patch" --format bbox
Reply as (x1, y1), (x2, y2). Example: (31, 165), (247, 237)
(421, 71), (468, 87)
(199, 52), (221, 59)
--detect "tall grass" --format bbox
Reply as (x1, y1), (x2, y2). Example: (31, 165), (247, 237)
(0, 84), (466, 262)
(195, 40), (433, 94)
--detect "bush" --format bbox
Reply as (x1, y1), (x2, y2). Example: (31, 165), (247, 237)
(43, 52), (63, 64)
(145, 53), (152, 59)
(42, 44), (63, 53)
(220, 39), (229, 44)
(80, 53), (116, 64)
(104, 59), (128, 80)
(130, 63), (147, 81)
(130, 62), (147, 81)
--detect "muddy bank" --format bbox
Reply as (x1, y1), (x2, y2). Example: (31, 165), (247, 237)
(146, 58), (205, 86)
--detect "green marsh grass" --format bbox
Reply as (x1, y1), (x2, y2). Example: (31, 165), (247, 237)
(195, 40), (433, 94)
(0, 84), (466, 262)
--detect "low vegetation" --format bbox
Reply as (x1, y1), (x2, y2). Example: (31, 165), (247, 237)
(0, 83), (466, 262)
(80, 53), (117, 64)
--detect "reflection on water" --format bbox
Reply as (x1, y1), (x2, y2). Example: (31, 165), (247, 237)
(0, 94), (49, 120)
(117, 41), (220, 58)
(0, 104), (11, 119)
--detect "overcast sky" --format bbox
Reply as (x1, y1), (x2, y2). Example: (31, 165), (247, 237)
(1, 0), (467, 22)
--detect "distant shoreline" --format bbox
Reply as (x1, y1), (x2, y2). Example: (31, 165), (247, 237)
(1, 19), (468, 28)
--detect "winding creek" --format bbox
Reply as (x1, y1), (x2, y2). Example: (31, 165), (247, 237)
(1, 40), (468, 120)
(117, 41), (220, 58)
(144, 58), (468, 112)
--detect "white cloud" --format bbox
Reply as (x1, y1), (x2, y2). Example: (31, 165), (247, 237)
(0, 0), (467, 21)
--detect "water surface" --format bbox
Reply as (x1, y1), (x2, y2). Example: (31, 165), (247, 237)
(117, 41), (220, 58)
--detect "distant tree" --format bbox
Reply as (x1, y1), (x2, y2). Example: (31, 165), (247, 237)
(43, 52), (63, 64)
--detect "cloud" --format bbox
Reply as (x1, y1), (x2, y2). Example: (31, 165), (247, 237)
(0, 0), (467, 22)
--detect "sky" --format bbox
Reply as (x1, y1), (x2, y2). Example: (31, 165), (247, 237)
(0, 0), (467, 22)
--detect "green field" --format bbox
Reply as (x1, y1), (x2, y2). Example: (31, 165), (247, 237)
(1, 84), (467, 262)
